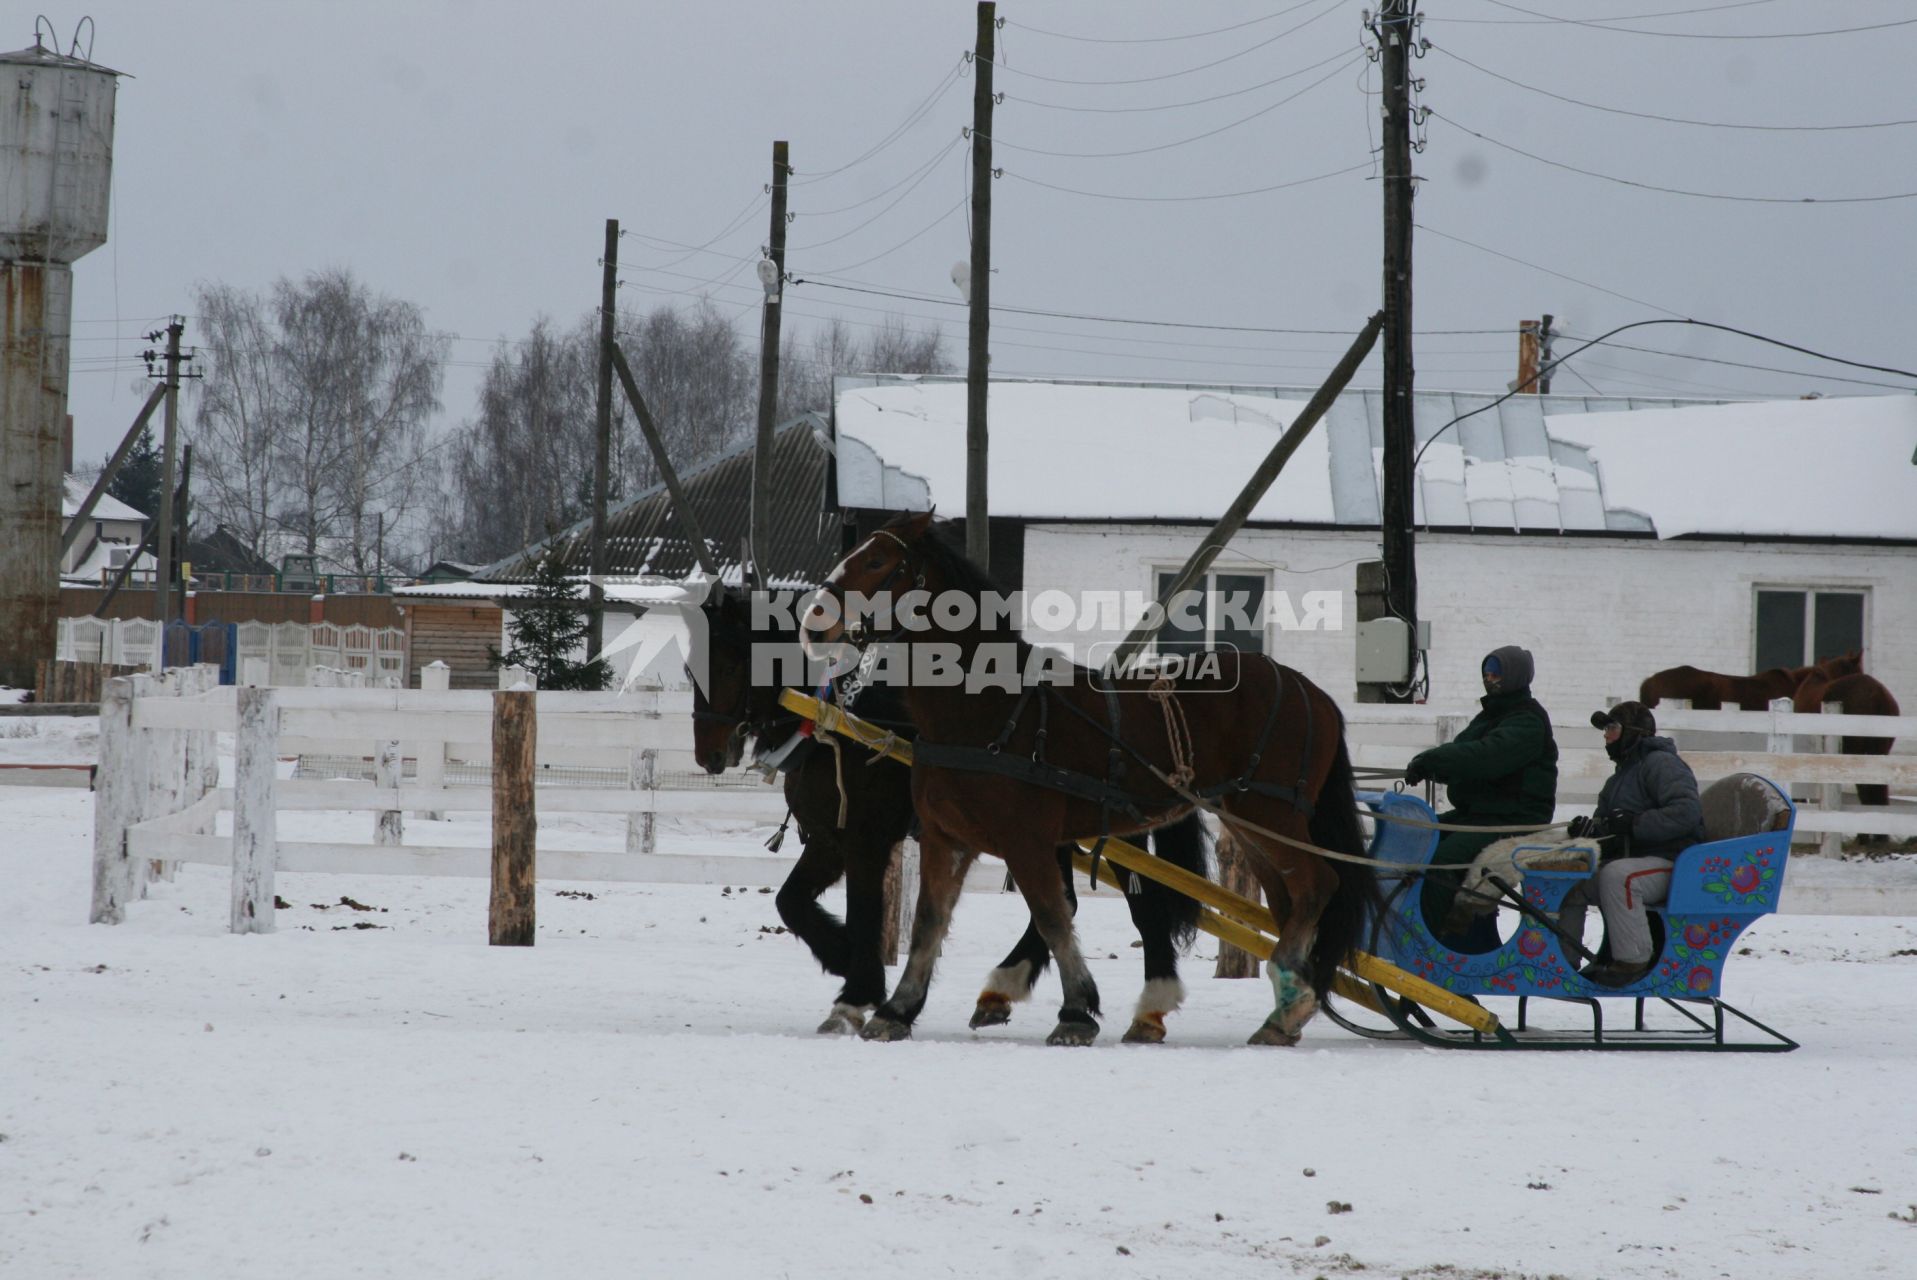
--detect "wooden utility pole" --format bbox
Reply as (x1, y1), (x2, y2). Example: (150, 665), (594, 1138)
(966, 3), (998, 570)
(153, 318), (184, 624)
(750, 141), (790, 588)
(1377, 1), (1419, 703)
(591, 218), (618, 659)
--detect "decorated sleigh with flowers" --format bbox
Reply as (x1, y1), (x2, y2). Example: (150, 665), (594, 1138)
(1325, 774), (1798, 1051)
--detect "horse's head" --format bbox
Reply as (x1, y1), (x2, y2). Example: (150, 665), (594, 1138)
(1823, 649), (1864, 679)
(801, 511), (937, 659)
(689, 583), (785, 774)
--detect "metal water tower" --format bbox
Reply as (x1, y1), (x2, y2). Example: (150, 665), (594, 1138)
(0, 21), (122, 689)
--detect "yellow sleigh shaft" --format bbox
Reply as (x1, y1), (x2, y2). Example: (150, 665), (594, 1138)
(778, 689), (1499, 1036)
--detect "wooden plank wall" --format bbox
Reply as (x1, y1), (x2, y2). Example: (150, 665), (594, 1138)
(405, 604), (504, 689)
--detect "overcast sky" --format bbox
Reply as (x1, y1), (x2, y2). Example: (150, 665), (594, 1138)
(43, 0), (1917, 466)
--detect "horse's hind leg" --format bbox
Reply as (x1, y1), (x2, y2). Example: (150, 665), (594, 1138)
(972, 847), (1076, 1029)
(1234, 818), (1337, 1047)
(862, 824), (976, 1042)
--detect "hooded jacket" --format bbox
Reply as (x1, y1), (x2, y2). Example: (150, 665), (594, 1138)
(1596, 734), (1705, 859)
(1408, 645), (1558, 824)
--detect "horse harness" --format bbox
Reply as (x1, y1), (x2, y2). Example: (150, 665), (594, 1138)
(910, 655), (1317, 880)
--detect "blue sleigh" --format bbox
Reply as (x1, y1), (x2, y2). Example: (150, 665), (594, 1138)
(1324, 773), (1799, 1051)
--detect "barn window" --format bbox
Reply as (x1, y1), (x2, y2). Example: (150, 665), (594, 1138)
(1152, 570), (1268, 656)
(1753, 588), (1864, 671)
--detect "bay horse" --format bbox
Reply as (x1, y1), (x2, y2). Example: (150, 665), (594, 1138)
(801, 512), (1375, 1047)
(1639, 651), (1862, 711)
(1793, 670), (1900, 810)
(688, 583), (1211, 1041)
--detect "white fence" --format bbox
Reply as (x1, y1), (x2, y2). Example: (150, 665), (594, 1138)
(88, 678), (1913, 934)
(56, 617), (406, 686)
(56, 616), (164, 669)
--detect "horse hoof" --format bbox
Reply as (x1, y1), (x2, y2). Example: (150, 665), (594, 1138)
(860, 1016), (913, 1042)
(970, 994), (1014, 1029)
(1121, 1015), (1167, 1044)
(1247, 1022), (1302, 1047)
(816, 1005), (867, 1036)
(1045, 1021), (1099, 1047)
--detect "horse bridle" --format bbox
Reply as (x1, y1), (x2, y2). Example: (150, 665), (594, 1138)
(834, 528), (926, 650)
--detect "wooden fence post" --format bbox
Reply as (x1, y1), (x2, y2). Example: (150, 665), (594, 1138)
(231, 685), (279, 934)
(89, 677), (139, 924)
(415, 661), (449, 820)
(490, 688), (537, 945)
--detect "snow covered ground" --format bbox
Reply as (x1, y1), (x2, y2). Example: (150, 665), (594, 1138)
(4, 731), (1917, 1277)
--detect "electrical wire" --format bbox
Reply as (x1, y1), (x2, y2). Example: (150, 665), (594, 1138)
(1001, 158), (1372, 202)
(1559, 332), (1917, 391)
(798, 134), (966, 218)
(1436, 0), (1784, 24)
(1428, 109), (1917, 203)
(1006, 8), (1319, 44)
(1413, 318), (1917, 468)
(980, 54), (1360, 159)
(1428, 43), (1917, 132)
(788, 57), (967, 187)
(1009, 46), (1354, 114)
(1415, 222), (1689, 318)
(1474, 0), (1916, 39)
(811, 195), (968, 276)
(793, 138), (963, 251)
(982, 0), (1342, 88)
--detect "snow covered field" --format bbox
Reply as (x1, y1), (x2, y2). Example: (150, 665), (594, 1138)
(4, 725), (1917, 1278)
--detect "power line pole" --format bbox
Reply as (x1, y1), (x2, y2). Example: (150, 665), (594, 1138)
(750, 140), (790, 588)
(150, 317), (186, 625)
(965, 2), (998, 570)
(591, 218), (618, 659)
(1377, 0), (1420, 703)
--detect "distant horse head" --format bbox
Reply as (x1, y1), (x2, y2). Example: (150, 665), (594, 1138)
(690, 582), (791, 774)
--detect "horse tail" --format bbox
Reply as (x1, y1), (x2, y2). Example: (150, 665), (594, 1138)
(1637, 674), (1661, 707)
(1304, 723), (1382, 1002)
(1144, 811), (1208, 949)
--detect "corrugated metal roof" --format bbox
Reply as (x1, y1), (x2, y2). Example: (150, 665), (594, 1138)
(477, 415), (840, 586)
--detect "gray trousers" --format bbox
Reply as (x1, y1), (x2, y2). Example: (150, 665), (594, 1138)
(1558, 856), (1674, 964)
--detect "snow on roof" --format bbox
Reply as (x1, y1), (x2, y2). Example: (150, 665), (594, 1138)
(835, 382), (1334, 523)
(1545, 395), (1917, 540)
(62, 476), (146, 523)
(837, 376), (1917, 541)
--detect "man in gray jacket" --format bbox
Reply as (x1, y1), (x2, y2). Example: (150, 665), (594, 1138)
(1559, 701), (1706, 987)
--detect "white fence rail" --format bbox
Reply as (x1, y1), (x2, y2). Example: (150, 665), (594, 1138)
(89, 680), (1912, 934)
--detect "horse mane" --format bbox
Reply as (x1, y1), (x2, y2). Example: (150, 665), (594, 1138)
(907, 516), (1009, 599)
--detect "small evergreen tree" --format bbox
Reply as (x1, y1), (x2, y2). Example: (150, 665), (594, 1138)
(105, 427), (162, 517)
(491, 553), (610, 690)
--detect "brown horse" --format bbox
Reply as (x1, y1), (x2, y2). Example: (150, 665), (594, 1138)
(1638, 651), (1863, 711)
(801, 513), (1374, 1047)
(1793, 671), (1900, 809)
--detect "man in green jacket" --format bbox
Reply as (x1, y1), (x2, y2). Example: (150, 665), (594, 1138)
(1404, 646), (1560, 953)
